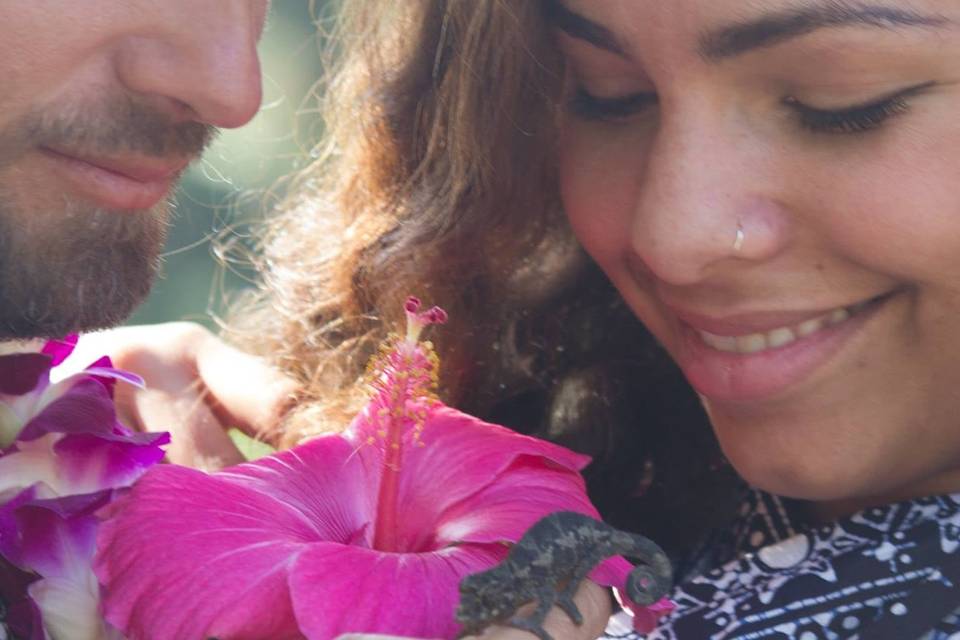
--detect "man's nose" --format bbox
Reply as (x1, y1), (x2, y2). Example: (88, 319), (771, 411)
(629, 104), (791, 286)
(113, 1), (266, 129)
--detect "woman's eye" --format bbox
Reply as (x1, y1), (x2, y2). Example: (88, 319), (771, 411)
(785, 82), (934, 135)
(567, 88), (658, 122)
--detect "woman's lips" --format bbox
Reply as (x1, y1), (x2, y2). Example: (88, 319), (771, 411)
(39, 147), (188, 211)
(670, 293), (894, 403)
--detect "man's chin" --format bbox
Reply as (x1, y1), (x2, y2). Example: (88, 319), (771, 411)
(0, 200), (169, 340)
(0, 275), (156, 340)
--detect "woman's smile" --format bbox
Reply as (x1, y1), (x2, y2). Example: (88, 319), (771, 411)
(667, 290), (899, 402)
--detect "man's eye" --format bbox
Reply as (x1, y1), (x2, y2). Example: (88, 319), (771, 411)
(567, 88), (658, 122)
(785, 81), (935, 135)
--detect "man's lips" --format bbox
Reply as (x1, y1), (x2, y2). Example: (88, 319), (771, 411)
(39, 147), (191, 210)
(42, 147), (190, 182)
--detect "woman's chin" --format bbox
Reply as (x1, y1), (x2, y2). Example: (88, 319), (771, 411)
(709, 414), (882, 504)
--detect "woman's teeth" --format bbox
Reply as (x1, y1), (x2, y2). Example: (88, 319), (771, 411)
(697, 302), (868, 355)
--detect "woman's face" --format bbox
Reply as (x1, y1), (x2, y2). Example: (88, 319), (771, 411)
(555, 0), (960, 505)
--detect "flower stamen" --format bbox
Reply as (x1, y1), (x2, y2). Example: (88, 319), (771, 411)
(368, 297), (447, 551)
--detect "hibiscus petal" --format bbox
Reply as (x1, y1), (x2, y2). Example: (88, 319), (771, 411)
(432, 456), (638, 594)
(289, 542), (506, 639)
(96, 468), (305, 639)
(95, 440), (377, 640)
(387, 407), (590, 543)
(212, 435), (383, 548)
(626, 597), (676, 634)
(433, 456), (598, 546)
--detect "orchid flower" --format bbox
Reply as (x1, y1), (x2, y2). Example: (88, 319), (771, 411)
(0, 337), (169, 640)
(96, 298), (670, 639)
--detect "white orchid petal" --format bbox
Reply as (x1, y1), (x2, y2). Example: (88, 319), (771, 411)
(29, 571), (111, 640)
(0, 434), (64, 497)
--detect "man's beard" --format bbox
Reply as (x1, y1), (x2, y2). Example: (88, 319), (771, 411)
(0, 93), (215, 340)
(0, 196), (169, 339)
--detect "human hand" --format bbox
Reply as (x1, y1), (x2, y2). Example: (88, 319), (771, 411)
(68, 322), (297, 470)
(335, 579), (612, 640)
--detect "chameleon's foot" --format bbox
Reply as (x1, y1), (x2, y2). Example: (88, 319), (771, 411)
(507, 615), (554, 640)
(556, 590), (584, 626)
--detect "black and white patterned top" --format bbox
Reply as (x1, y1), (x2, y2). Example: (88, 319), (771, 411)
(606, 489), (960, 640)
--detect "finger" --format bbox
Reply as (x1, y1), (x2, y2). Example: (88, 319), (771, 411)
(193, 331), (298, 439)
(467, 581), (612, 640)
(71, 327), (250, 469)
(75, 324), (296, 443)
(132, 383), (246, 470)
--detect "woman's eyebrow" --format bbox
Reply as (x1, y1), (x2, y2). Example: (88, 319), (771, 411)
(544, 0), (952, 62)
(700, 1), (952, 61)
(542, 0), (627, 58)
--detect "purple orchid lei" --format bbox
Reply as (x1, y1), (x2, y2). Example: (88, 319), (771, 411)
(0, 336), (169, 640)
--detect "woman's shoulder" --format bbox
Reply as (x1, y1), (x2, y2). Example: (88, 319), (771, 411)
(606, 489), (960, 639)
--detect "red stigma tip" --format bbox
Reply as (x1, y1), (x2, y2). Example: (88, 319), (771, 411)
(404, 297), (422, 314)
(426, 307), (448, 325)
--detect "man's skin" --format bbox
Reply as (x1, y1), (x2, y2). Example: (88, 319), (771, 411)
(0, 3), (612, 636)
(0, 0), (269, 339)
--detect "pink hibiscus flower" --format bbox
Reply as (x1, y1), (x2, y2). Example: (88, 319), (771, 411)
(95, 298), (666, 639)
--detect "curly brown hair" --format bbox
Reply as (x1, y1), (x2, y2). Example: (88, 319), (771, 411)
(232, 0), (742, 557)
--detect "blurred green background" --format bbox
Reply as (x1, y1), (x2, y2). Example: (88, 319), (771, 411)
(127, 1), (328, 328)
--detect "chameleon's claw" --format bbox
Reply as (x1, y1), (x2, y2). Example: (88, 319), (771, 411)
(508, 615), (554, 640)
(556, 591), (584, 625)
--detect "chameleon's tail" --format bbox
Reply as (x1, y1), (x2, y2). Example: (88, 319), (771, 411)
(612, 531), (674, 606)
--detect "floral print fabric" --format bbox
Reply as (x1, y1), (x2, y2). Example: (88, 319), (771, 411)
(606, 489), (960, 639)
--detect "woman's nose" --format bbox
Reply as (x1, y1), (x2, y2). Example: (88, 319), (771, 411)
(113, 1), (267, 130)
(629, 105), (791, 286)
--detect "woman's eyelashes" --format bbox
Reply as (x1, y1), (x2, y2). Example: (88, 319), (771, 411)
(567, 87), (658, 122)
(784, 82), (935, 135)
(567, 81), (935, 134)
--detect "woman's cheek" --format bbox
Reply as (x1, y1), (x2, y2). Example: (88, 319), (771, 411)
(787, 98), (960, 285)
(558, 120), (649, 269)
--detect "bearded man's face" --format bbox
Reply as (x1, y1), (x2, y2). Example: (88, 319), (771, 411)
(0, 98), (212, 338)
(0, 1), (268, 339)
